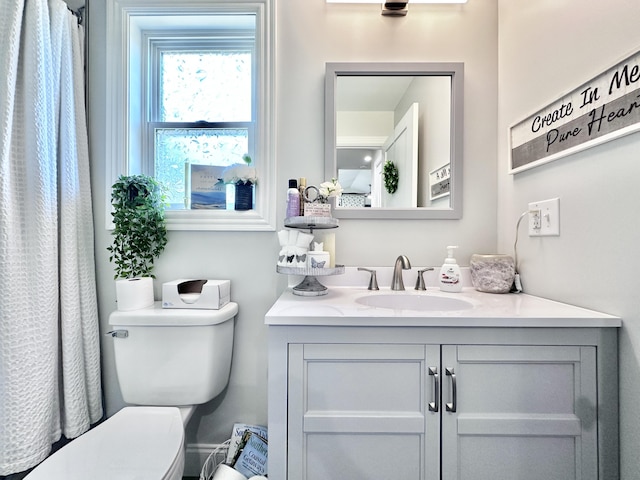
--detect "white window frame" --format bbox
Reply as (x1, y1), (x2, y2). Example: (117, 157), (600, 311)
(146, 35), (255, 209)
(106, 0), (276, 231)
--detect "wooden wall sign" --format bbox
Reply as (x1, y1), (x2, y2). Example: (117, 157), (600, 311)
(509, 48), (640, 174)
(429, 163), (450, 200)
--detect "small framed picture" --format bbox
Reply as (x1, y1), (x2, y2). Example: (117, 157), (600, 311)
(190, 164), (226, 209)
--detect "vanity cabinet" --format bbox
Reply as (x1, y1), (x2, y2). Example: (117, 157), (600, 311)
(440, 344), (597, 480)
(286, 342), (596, 480)
(287, 343), (440, 480)
(267, 311), (619, 480)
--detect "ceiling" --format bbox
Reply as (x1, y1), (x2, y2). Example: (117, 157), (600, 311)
(336, 76), (414, 111)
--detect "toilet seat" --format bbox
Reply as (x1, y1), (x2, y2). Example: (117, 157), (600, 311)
(25, 407), (185, 480)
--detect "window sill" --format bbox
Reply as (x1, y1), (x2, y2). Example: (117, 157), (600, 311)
(164, 208), (275, 231)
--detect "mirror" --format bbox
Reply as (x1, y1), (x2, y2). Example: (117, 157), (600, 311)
(325, 62), (463, 219)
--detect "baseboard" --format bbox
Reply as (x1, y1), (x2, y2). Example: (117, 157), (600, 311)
(184, 443), (228, 477)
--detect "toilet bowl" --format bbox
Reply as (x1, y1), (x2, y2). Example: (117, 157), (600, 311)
(25, 301), (238, 479)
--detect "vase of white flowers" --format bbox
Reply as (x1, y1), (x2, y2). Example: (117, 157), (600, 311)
(303, 178), (343, 217)
(318, 178), (343, 202)
(222, 154), (257, 211)
(319, 178), (343, 212)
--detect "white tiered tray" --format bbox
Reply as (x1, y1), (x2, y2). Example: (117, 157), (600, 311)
(278, 216), (342, 296)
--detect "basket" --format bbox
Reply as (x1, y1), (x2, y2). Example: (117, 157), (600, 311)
(200, 439), (231, 480)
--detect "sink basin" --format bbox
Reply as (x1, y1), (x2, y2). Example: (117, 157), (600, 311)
(356, 293), (474, 312)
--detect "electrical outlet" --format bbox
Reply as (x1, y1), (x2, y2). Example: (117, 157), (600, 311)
(528, 198), (560, 236)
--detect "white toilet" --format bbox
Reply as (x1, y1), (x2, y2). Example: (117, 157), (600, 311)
(25, 301), (238, 480)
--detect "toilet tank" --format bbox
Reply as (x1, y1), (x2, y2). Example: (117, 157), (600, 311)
(108, 302), (238, 406)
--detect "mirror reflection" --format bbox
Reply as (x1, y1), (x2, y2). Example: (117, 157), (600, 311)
(325, 63), (464, 219)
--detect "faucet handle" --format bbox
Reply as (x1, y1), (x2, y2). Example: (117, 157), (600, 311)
(357, 267), (379, 290)
(415, 267), (435, 291)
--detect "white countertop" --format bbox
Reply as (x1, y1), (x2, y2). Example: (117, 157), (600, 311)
(265, 286), (621, 328)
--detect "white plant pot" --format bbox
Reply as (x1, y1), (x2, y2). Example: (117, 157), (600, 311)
(115, 277), (154, 311)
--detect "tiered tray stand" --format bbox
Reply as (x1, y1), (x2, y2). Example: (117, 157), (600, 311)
(277, 216), (344, 296)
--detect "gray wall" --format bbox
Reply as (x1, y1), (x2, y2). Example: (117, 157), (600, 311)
(88, 0), (498, 473)
(497, 0), (640, 477)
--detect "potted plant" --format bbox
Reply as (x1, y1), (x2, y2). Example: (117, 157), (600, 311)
(107, 174), (168, 310)
(222, 154), (257, 210)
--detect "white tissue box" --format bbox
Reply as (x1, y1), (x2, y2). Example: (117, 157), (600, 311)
(162, 279), (230, 309)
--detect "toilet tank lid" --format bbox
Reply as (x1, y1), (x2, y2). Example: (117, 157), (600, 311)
(109, 301), (238, 326)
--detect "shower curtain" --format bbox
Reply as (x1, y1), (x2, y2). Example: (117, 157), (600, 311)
(0, 0), (102, 475)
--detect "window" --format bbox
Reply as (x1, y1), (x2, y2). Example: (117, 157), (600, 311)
(147, 35), (254, 209)
(106, 0), (275, 231)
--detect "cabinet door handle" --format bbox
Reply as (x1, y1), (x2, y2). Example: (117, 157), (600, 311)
(428, 366), (439, 412)
(445, 367), (457, 413)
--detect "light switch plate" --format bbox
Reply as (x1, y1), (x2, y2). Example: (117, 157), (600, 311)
(528, 198), (560, 236)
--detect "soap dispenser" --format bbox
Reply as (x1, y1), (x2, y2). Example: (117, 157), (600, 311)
(439, 246), (462, 293)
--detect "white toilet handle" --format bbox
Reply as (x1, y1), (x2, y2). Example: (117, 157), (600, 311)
(105, 329), (129, 339)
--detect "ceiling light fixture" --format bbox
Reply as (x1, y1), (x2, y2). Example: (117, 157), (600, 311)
(327, 0), (467, 3)
(327, 0), (468, 17)
(381, 2), (409, 16)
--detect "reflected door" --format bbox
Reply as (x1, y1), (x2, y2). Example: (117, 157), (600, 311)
(381, 103), (419, 208)
(372, 158), (382, 208)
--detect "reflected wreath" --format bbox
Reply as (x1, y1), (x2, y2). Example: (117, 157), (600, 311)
(383, 160), (399, 194)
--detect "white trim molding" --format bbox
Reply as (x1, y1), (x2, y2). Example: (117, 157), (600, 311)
(105, 0), (276, 231)
(184, 442), (229, 477)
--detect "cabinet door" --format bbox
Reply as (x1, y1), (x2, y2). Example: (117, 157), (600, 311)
(441, 345), (597, 480)
(288, 343), (440, 480)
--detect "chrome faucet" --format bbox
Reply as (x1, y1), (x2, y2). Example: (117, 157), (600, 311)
(415, 267), (434, 291)
(357, 267), (379, 290)
(391, 255), (411, 291)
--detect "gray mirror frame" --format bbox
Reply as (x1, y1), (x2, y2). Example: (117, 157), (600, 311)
(325, 62), (464, 219)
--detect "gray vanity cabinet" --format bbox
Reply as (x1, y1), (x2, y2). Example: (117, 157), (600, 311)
(270, 328), (611, 480)
(287, 343), (441, 480)
(440, 345), (597, 480)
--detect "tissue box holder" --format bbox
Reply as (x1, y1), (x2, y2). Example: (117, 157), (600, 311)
(162, 279), (230, 309)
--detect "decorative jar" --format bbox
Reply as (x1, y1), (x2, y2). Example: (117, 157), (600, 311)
(469, 254), (515, 294)
(234, 182), (253, 211)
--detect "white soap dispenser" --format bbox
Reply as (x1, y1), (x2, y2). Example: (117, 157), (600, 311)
(439, 245), (462, 292)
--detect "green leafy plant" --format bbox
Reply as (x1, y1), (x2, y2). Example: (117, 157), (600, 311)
(383, 160), (399, 194)
(107, 175), (168, 279)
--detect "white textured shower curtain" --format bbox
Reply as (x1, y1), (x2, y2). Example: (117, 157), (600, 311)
(0, 0), (102, 475)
